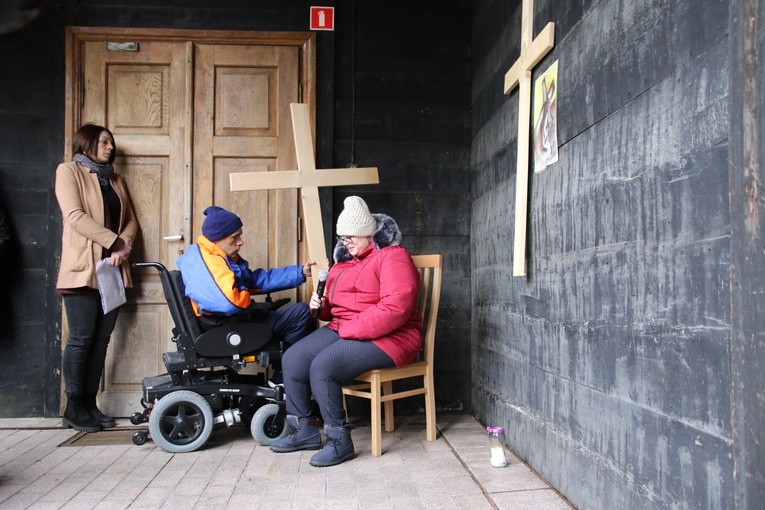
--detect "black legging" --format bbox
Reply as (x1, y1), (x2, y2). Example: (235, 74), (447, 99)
(282, 326), (394, 427)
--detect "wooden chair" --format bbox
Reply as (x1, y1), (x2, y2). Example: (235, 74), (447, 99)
(342, 253), (443, 456)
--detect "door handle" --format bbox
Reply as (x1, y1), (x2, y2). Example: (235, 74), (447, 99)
(163, 234), (183, 242)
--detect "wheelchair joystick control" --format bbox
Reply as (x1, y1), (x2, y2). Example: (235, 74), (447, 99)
(227, 332), (242, 347)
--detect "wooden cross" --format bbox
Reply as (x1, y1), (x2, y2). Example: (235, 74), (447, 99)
(229, 103), (379, 287)
(504, 1), (555, 276)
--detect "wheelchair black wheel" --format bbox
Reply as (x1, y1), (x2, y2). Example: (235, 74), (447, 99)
(148, 390), (214, 453)
(251, 403), (288, 446)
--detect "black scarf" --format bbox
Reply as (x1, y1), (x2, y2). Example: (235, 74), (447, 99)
(74, 153), (113, 189)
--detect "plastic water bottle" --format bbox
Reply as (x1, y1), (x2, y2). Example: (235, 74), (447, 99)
(487, 426), (508, 467)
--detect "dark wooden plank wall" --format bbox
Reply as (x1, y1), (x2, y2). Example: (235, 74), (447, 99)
(332, 0), (472, 413)
(471, 0), (738, 508)
(0, 7), (65, 417)
(0, 0), (472, 417)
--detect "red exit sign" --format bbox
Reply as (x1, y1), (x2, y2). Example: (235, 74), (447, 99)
(310, 6), (335, 31)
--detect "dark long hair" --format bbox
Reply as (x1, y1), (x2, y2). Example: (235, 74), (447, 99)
(72, 123), (116, 164)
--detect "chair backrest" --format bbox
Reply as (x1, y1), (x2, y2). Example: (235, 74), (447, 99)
(410, 254), (443, 364)
(167, 270), (203, 341)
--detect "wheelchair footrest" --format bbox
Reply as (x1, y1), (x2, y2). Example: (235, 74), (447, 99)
(143, 373), (173, 389)
(163, 351), (185, 367)
(162, 350), (240, 372)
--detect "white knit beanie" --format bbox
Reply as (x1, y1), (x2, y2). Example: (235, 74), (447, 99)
(336, 196), (376, 237)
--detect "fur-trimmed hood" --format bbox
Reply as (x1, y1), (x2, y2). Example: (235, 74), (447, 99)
(333, 213), (402, 263)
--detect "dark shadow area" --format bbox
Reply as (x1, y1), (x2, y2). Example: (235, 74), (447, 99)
(0, 188), (22, 343)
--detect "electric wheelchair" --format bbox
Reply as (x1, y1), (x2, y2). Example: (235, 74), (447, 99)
(129, 262), (290, 453)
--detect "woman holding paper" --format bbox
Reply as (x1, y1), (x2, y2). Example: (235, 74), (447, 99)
(55, 123), (138, 432)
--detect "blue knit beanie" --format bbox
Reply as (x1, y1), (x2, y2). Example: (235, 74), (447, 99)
(202, 206), (242, 241)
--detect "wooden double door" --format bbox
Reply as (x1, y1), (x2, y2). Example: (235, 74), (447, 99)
(64, 28), (316, 416)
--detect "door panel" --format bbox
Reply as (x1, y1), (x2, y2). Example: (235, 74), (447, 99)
(193, 44), (300, 304)
(69, 29), (312, 417)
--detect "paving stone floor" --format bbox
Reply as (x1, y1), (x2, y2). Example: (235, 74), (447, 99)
(0, 413), (574, 509)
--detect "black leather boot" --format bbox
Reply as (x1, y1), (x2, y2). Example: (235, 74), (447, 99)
(62, 393), (101, 432)
(85, 393), (116, 429)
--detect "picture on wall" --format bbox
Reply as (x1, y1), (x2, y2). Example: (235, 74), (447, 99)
(533, 60), (559, 172)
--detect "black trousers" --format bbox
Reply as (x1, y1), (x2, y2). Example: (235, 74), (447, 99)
(61, 293), (119, 396)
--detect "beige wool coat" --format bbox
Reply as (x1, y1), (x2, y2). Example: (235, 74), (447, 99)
(55, 161), (138, 290)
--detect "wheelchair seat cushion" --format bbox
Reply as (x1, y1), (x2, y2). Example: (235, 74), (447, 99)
(194, 321), (273, 358)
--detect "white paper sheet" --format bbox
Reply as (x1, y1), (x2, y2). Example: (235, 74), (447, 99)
(95, 258), (126, 314)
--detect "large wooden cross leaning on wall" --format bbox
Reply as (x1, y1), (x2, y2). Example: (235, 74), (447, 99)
(229, 103), (379, 288)
(504, 0), (555, 276)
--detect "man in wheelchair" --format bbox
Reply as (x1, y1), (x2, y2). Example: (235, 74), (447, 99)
(177, 205), (316, 383)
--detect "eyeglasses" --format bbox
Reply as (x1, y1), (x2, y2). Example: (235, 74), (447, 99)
(336, 236), (354, 244)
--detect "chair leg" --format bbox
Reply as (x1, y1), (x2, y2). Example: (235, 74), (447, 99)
(370, 374), (382, 456)
(424, 371), (437, 442)
(382, 381), (394, 432)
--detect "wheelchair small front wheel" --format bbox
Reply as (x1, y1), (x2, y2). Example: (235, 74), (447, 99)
(148, 390), (214, 453)
(130, 411), (147, 425)
(251, 403), (288, 446)
(132, 431), (148, 446)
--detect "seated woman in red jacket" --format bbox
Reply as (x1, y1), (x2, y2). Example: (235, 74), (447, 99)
(269, 196), (422, 467)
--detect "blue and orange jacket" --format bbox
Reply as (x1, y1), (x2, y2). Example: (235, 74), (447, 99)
(177, 235), (305, 316)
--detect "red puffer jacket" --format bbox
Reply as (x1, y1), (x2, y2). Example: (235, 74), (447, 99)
(319, 241), (422, 367)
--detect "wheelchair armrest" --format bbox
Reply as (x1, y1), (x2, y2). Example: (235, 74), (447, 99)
(198, 309), (249, 319)
(197, 298), (291, 331)
(255, 297), (291, 312)
(199, 297), (289, 317)
(132, 261), (168, 273)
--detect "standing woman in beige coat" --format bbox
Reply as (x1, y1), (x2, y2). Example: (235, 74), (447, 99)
(55, 123), (138, 432)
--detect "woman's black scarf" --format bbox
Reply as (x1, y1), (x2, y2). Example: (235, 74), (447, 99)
(74, 153), (113, 189)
